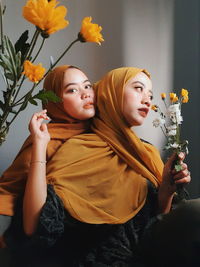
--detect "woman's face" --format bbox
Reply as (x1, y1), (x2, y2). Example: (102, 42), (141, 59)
(122, 72), (153, 126)
(62, 68), (95, 120)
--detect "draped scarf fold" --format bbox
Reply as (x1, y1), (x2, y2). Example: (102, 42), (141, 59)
(0, 65), (90, 216)
(46, 67), (164, 224)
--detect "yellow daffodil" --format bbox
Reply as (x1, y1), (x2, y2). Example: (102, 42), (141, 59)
(161, 93), (166, 100)
(181, 88), (188, 97)
(23, 60), (45, 83)
(23, 0), (69, 36)
(78, 17), (104, 45)
(151, 105), (158, 112)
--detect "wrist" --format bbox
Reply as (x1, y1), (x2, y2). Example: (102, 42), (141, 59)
(158, 187), (175, 213)
(32, 138), (49, 148)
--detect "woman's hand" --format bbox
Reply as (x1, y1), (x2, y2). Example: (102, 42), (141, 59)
(162, 152), (191, 195)
(29, 109), (50, 145)
(158, 152), (191, 213)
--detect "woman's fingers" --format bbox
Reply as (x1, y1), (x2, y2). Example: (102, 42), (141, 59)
(171, 162), (191, 184)
(32, 109), (50, 121)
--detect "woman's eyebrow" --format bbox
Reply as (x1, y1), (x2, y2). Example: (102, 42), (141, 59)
(83, 79), (90, 83)
(132, 81), (145, 86)
(132, 81), (153, 94)
(64, 79), (90, 89)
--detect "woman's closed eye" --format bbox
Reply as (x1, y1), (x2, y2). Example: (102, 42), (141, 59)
(135, 86), (143, 92)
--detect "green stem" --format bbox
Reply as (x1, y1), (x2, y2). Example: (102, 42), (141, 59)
(1, 84), (36, 136)
(31, 38), (80, 90)
(12, 75), (26, 104)
(26, 29), (40, 60)
(32, 37), (45, 63)
(43, 38), (79, 79)
(160, 125), (168, 139)
(13, 30), (42, 105)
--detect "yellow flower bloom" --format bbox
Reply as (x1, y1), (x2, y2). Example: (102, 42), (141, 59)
(23, 0), (69, 36)
(182, 95), (189, 103)
(23, 60), (45, 83)
(78, 17), (104, 45)
(181, 88), (188, 97)
(169, 93), (178, 103)
(173, 96), (179, 103)
(161, 93), (166, 100)
(151, 105), (158, 111)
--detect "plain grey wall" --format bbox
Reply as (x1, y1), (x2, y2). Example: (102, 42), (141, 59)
(0, 0), (199, 197)
(173, 0), (200, 198)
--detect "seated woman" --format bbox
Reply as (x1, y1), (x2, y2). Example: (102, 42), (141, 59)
(6, 67), (194, 267)
(0, 65), (95, 246)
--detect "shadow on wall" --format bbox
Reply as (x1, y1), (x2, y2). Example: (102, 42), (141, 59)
(173, 0), (200, 198)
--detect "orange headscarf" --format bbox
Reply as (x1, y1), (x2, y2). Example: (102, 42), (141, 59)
(46, 67), (164, 224)
(0, 65), (90, 216)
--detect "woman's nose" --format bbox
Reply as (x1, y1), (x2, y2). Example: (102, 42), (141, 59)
(142, 94), (151, 107)
(81, 91), (91, 99)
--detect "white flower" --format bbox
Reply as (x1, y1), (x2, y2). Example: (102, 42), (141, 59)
(153, 118), (165, 128)
(176, 114), (183, 124)
(170, 143), (179, 148)
(167, 124), (177, 130)
(167, 103), (183, 124)
(168, 103), (180, 113)
(167, 129), (176, 136)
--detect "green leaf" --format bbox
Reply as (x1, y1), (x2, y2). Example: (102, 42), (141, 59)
(33, 90), (61, 103)
(19, 100), (28, 111)
(0, 53), (13, 73)
(4, 36), (17, 78)
(29, 98), (38, 106)
(5, 72), (15, 81)
(174, 164), (183, 172)
(0, 100), (5, 111)
(15, 30), (30, 63)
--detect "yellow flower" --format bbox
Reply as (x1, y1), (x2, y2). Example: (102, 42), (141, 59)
(181, 88), (188, 97)
(161, 93), (166, 100)
(182, 95), (189, 103)
(78, 17), (104, 45)
(169, 93), (178, 103)
(23, 0), (69, 36)
(23, 60), (45, 83)
(151, 105), (158, 112)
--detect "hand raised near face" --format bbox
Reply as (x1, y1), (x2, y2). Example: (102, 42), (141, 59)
(29, 109), (50, 145)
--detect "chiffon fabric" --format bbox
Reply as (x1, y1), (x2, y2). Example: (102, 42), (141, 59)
(46, 67), (164, 224)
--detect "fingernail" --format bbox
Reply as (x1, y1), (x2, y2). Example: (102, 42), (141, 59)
(179, 152), (184, 158)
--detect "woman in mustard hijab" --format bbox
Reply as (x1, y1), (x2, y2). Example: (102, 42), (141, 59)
(0, 65), (95, 247)
(6, 67), (193, 267)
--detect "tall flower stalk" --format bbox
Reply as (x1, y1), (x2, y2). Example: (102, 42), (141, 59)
(0, 0), (104, 145)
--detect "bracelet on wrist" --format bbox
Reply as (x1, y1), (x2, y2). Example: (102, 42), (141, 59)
(30, 160), (47, 164)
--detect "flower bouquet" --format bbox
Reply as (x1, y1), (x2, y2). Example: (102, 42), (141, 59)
(0, 0), (104, 145)
(152, 89), (189, 201)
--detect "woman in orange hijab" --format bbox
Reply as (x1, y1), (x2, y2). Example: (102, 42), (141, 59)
(0, 65), (95, 217)
(6, 67), (191, 266)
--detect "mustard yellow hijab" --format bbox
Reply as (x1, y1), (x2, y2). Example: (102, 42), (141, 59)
(46, 67), (164, 224)
(0, 65), (90, 216)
